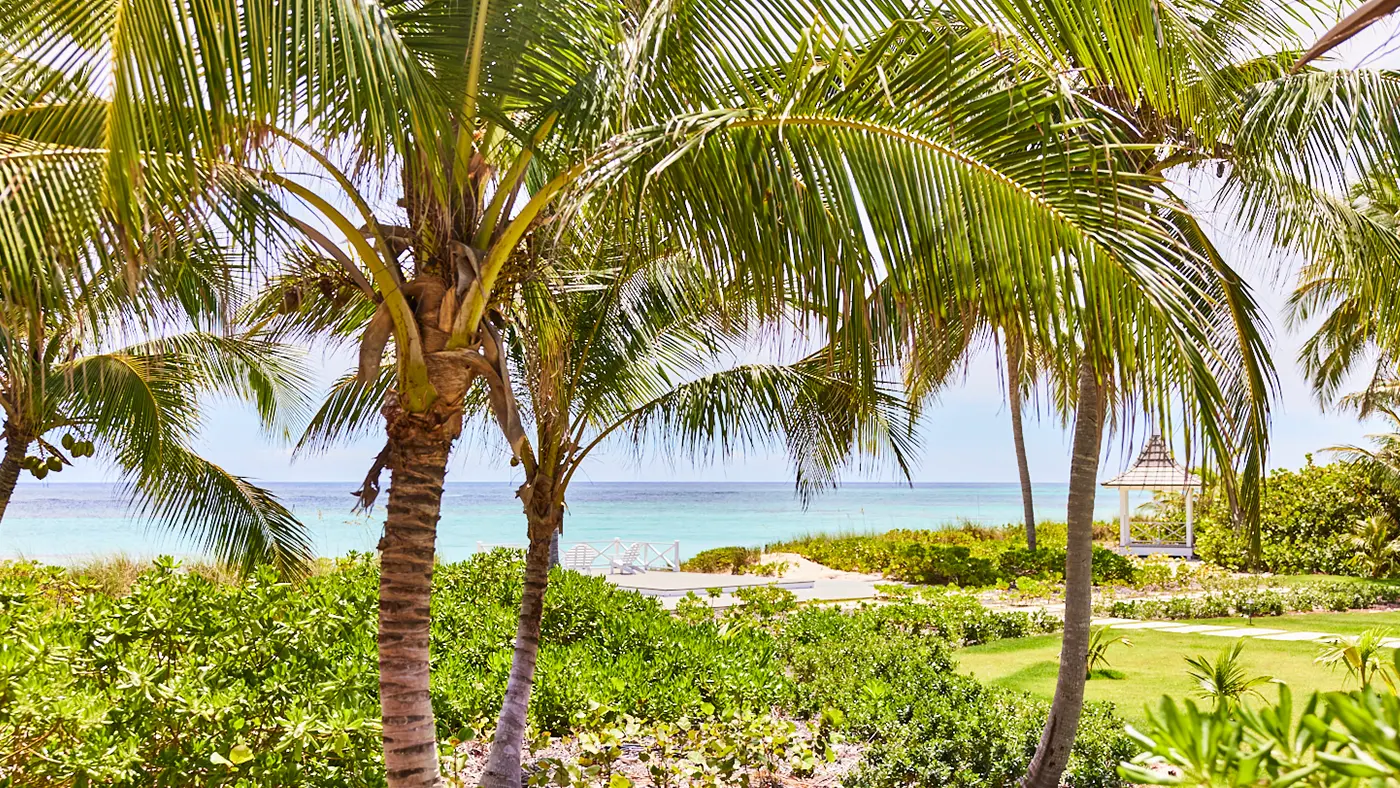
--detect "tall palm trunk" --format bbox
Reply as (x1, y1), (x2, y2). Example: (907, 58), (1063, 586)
(378, 352), (470, 788)
(480, 508), (560, 788)
(1021, 357), (1103, 788)
(1006, 341), (1036, 549)
(0, 425), (29, 523)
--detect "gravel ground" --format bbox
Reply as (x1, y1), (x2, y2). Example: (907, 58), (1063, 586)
(447, 724), (866, 787)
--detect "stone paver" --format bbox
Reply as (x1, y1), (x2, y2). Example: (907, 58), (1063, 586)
(1086, 620), (1386, 648)
(1254, 631), (1332, 641)
(1197, 627), (1285, 638)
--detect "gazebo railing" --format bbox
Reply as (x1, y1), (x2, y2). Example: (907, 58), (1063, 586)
(1128, 519), (1189, 546)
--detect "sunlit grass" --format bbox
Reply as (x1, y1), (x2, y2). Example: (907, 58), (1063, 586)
(956, 627), (1367, 724)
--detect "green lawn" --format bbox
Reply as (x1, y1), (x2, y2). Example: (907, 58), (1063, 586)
(956, 627), (1367, 725)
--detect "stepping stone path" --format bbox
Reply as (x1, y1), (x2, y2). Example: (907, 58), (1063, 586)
(1090, 618), (1361, 645)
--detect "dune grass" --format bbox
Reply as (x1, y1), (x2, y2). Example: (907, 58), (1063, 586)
(956, 625), (1376, 725)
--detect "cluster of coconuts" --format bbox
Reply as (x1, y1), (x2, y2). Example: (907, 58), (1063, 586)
(23, 434), (94, 479)
(278, 277), (353, 314)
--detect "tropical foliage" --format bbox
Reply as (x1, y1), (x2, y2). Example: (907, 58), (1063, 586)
(1347, 515), (1400, 579)
(7, 0), (1400, 785)
(1317, 629), (1399, 691)
(1194, 458), (1400, 575)
(0, 316), (314, 574)
(1183, 642), (1272, 712)
(1124, 683), (1400, 787)
(1100, 579), (1400, 621)
(767, 527), (1136, 587)
(0, 45), (312, 574)
(1086, 628), (1132, 679)
(0, 552), (1125, 788)
(1, 0), (1321, 783)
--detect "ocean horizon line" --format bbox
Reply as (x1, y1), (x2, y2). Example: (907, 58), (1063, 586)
(1, 480), (1133, 562)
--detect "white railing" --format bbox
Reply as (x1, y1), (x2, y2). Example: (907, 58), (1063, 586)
(474, 539), (681, 572)
(1129, 519), (1188, 546)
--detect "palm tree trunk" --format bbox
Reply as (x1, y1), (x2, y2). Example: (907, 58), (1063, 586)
(1020, 357), (1104, 788)
(0, 425), (29, 523)
(375, 350), (472, 788)
(1007, 342), (1036, 550)
(379, 424), (452, 788)
(480, 515), (557, 788)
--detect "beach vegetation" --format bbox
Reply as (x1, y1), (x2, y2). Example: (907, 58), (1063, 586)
(1194, 458), (1400, 576)
(766, 528), (1136, 588)
(679, 547), (761, 575)
(0, 551), (1125, 787)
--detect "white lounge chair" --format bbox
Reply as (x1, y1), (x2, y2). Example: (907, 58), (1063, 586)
(608, 542), (644, 575)
(561, 544), (598, 573)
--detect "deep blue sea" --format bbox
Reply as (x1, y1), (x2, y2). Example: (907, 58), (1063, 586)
(0, 482), (1133, 563)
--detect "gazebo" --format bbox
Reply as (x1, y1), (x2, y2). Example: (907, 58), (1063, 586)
(1102, 435), (1202, 557)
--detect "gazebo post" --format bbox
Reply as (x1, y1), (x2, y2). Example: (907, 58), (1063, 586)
(1184, 488), (1194, 556)
(1119, 488), (1131, 548)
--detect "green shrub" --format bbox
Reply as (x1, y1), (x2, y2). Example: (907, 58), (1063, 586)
(867, 587), (1060, 645)
(782, 605), (1125, 787)
(1091, 546), (1138, 584)
(0, 556), (383, 787)
(0, 551), (1120, 787)
(1195, 458), (1400, 575)
(430, 551), (784, 734)
(680, 546), (761, 573)
(998, 547), (1066, 578)
(769, 528), (1136, 588)
(1103, 580), (1400, 621)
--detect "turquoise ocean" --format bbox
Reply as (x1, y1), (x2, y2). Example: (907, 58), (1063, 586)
(0, 482), (1133, 563)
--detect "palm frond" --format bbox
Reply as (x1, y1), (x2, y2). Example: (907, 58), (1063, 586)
(124, 446), (311, 578)
(608, 360), (917, 501)
(297, 366), (396, 456)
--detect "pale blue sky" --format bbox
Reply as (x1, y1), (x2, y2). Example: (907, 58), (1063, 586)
(31, 20), (1400, 489)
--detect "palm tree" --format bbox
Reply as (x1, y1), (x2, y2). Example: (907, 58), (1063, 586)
(1287, 168), (1400, 418)
(0, 301), (314, 573)
(0, 66), (313, 573)
(1347, 514), (1400, 579)
(3, 4), (1276, 787)
(1184, 642), (1272, 712)
(271, 220), (918, 785)
(1318, 629), (1398, 690)
(1085, 626), (1131, 678)
(1005, 329), (1039, 549)
(941, 0), (1400, 781)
